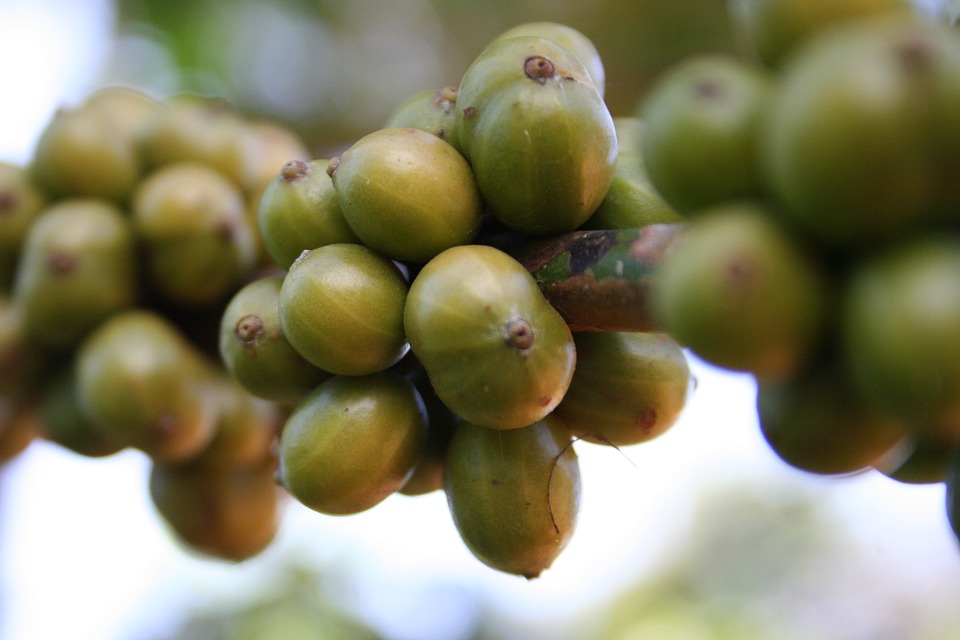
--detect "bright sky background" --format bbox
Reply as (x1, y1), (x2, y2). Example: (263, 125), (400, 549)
(1, 2), (960, 640)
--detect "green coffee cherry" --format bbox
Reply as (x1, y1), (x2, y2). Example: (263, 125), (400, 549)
(133, 161), (257, 307)
(30, 104), (141, 203)
(553, 331), (691, 447)
(149, 455), (285, 561)
(444, 416), (581, 579)
(842, 236), (960, 434)
(757, 360), (906, 475)
(0, 163), (47, 291)
(653, 203), (828, 382)
(760, 16), (960, 245)
(277, 372), (427, 516)
(185, 374), (284, 470)
(456, 35), (617, 235)
(581, 117), (682, 230)
(404, 244), (575, 430)
(82, 86), (160, 141)
(13, 199), (137, 349)
(139, 95), (262, 192)
(638, 55), (774, 213)
(729, 0), (915, 68)
(74, 310), (220, 463)
(279, 243), (409, 376)
(329, 127), (482, 263)
(384, 87), (462, 152)
(244, 118), (311, 202)
(492, 22), (606, 97)
(219, 275), (330, 406)
(257, 159), (359, 269)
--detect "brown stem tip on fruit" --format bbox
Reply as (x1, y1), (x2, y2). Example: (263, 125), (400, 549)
(0, 190), (16, 213)
(47, 251), (78, 276)
(235, 314), (264, 345)
(436, 86), (458, 110)
(896, 34), (934, 71)
(281, 159), (309, 182)
(505, 316), (534, 354)
(693, 79), (723, 101)
(326, 156), (340, 178)
(525, 56), (556, 83)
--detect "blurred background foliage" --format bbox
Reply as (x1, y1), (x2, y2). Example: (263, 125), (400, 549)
(104, 0), (739, 156)
(155, 480), (960, 640)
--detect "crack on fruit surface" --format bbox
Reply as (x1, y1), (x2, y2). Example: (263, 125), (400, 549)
(281, 159), (308, 182)
(505, 316), (534, 354)
(547, 436), (578, 534)
(524, 56), (556, 83)
(235, 314), (264, 345)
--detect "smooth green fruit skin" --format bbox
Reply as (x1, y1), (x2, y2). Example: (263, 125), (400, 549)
(188, 375), (283, 470)
(82, 86), (160, 140)
(75, 310), (219, 462)
(278, 372), (427, 516)
(492, 22), (606, 97)
(760, 17), (960, 246)
(384, 87), (462, 152)
(331, 127), (482, 263)
(638, 55), (773, 213)
(0, 162), (47, 290)
(257, 159), (360, 270)
(150, 456), (284, 561)
(757, 360), (906, 475)
(13, 199), (137, 349)
(40, 370), (125, 458)
(553, 331), (690, 446)
(444, 416), (581, 579)
(456, 35), (617, 235)
(219, 275), (330, 406)
(874, 435), (955, 485)
(139, 95), (262, 192)
(729, 0), (915, 68)
(30, 105), (141, 203)
(654, 203), (827, 382)
(0, 297), (51, 399)
(404, 244), (576, 430)
(842, 236), (960, 435)
(133, 162), (257, 307)
(581, 117), (682, 229)
(279, 244), (409, 376)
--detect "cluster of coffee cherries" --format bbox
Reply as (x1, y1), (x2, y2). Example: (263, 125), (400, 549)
(0, 86), (312, 560)
(639, 0), (960, 541)
(219, 21), (694, 578)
